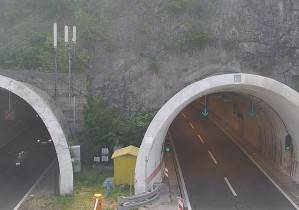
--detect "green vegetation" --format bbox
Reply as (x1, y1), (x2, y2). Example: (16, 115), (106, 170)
(148, 58), (161, 74)
(176, 19), (217, 51)
(0, 0), (122, 71)
(136, 19), (149, 35)
(79, 93), (157, 165)
(21, 168), (130, 210)
(0, 0), (216, 71)
(163, 0), (216, 52)
(166, 0), (187, 14)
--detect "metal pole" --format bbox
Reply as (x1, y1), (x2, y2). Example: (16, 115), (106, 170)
(145, 156), (148, 192)
(53, 22), (58, 98)
(130, 168), (132, 196)
(73, 96), (76, 132)
(68, 49), (71, 98)
(8, 92), (11, 110)
(54, 48), (58, 98)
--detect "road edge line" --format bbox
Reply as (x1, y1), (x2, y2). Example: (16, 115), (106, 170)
(209, 116), (299, 210)
(13, 157), (58, 210)
(168, 131), (192, 210)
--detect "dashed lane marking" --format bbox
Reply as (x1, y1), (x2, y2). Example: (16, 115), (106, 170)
(224, 177), (237, 196)
(189, 122), (195, 129)
(197, 134), (204, 143)
(208, 150), (218, 164)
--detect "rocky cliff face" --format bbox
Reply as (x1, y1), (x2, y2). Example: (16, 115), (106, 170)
(89, 0), (299, 115)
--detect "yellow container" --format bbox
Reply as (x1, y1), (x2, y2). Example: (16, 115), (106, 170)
(111, 145), (139, 185)
(93, 194), (102, 210)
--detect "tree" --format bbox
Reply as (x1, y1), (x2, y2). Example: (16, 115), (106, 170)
(79, 93), (157, 165)
(122, 110), (157, 146)
(80, 93), (124, 164)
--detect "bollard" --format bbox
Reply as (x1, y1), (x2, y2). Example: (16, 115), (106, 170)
(105, 179), (112, 194)
(93, 194), (103, 210)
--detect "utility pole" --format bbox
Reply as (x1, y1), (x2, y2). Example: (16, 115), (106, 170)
(65, 24), (77, 137)
(64, 24), (76, 105)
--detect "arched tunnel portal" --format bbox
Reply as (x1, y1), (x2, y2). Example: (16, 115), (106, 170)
(135, 73), (299, 195)
(0, 75), (73, 195)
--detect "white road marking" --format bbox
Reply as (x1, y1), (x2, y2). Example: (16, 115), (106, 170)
(224, 177), (237, 196)
(197, 134), (204, 143)
(208, 150), (217, 164)
(168, 132), (192, 210)
(13, 158), (57, 210)
(189, 122), (195, 129)
(182, 113), (187, 119)
(206, 114), (299, 209)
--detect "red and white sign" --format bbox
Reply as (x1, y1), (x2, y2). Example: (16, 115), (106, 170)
(164, 167), (169, 178)
(5, 110), (15, 120)
(178, 197), (184, 210)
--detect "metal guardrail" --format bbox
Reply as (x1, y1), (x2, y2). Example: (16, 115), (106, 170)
(117, 183), (161, 210)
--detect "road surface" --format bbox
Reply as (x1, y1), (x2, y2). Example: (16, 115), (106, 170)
(170, 105), (295, 209)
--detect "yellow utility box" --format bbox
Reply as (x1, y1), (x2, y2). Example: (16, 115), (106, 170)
(111, 145), (139, 185)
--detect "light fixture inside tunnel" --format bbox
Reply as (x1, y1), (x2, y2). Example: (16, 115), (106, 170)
(285, 135), (291, 151)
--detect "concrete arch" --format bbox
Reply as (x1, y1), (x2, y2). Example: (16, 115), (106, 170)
(0, 75), (73, 195)
(135, 73), (299, 194)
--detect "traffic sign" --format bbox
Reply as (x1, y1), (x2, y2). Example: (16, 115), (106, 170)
(164, 167), (169, 178)
(5, 110), (15, 120)
(202, 107), (209, 117)
(248, 107), (256, 117)
(178, 197), (184, 210)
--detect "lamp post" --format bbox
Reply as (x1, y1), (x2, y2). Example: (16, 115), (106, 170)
(53, 22), (58, 98)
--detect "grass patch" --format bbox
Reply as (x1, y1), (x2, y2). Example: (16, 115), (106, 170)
(20, 167), (131, 210)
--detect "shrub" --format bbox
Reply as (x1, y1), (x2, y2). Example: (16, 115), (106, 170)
(148, 58), (160, 74)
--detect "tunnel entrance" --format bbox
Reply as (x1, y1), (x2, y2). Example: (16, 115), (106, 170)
(135, 73), (299, 196)
(0, 75), (73, 197)
(0, 89), (59, 208)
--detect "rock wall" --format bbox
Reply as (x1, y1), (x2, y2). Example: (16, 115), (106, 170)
(89, 0), (299, 115)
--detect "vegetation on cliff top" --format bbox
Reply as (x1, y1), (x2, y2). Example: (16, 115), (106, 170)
(0, 0), (215, 72)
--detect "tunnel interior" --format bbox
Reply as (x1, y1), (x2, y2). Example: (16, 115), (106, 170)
(165, 91), (294, 179)
(0, 88), (58, 206)
(135, 74), (299, 198)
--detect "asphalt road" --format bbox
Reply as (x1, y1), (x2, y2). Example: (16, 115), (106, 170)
(170, 105), (295, 210)
(0, 118), (56, 210)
